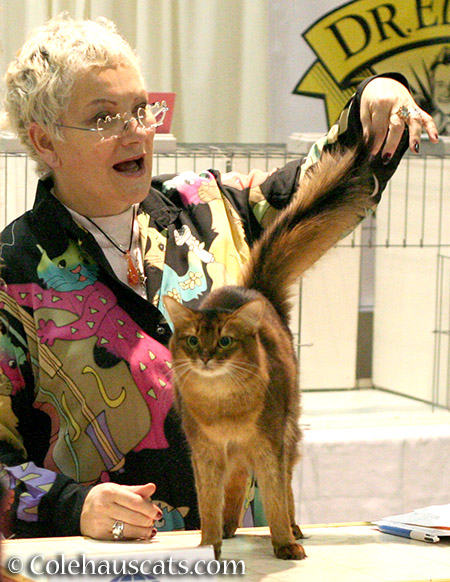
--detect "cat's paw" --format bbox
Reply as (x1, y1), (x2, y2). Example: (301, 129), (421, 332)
(201, 539), (222, 560)
(213, 542), (222, 560)
(274, 542), (306, 560)
(291, 524), (305, 539)
(222, 522), (238, 539)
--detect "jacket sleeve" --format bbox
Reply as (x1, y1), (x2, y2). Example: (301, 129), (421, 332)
(216, 73), (410, 238)
(0, 290), (91, 538)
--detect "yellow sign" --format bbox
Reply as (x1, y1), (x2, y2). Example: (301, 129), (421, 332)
(294, 0), (450, 133)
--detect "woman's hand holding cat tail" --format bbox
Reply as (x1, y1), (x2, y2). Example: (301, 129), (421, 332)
(80, 482), (161, 540)
(360, 77), (438, 157)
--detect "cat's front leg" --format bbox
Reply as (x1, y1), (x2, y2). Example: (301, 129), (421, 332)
(253, 444), (306, 560)
(222, 464), (249, 539)
(191, 448), (226, 559)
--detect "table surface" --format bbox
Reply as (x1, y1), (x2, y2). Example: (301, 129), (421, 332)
(2, 524), (450, 582)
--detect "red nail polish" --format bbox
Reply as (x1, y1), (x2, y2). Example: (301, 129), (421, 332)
(150, 527), (157, 538)
(382, 153), (392, 165)
(414, 142), (420, 153)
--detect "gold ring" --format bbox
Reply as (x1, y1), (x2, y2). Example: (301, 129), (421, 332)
(112, 520), (124, 540)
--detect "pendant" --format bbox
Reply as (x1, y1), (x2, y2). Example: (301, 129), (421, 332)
(126, 250), (141, 286)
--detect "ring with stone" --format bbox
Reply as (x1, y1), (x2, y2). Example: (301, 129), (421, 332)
(396, 105), (423, 123)
(395, 105), (411, 122)
(112, 520), (124, 540)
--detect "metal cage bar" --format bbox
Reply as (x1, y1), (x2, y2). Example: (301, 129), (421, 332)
(0, 143), (449, 408)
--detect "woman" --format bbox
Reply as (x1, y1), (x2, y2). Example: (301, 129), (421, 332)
(0, 14), (438, 541)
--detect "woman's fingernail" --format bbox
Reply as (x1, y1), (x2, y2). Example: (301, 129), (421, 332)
(150, 528), (157, 538)
(156, 509), (163, 520)
(414, 141), (420, 153)
(382, 153), (392, 165)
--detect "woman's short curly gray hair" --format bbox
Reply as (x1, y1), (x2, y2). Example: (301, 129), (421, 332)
(3, 13), (144, 175)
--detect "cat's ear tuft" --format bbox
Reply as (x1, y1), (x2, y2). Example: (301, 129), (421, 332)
(163, 296), (194, 329)
(232, 299), (266, 334)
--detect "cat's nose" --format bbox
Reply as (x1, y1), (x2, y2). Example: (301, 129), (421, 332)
(200, 351), (210, 365)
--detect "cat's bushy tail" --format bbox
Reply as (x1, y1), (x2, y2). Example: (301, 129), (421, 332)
(239, 142), (377, 325)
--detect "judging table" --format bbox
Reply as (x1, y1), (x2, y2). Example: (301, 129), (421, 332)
(1, 524), (450, 582)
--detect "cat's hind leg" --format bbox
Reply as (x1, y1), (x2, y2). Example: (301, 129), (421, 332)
(222, 463), (249, 539)
(287, 477), (304, 540)
(286, 435), (304, 540)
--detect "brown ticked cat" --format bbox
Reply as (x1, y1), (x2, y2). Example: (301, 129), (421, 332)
(163, 143), (376, 560)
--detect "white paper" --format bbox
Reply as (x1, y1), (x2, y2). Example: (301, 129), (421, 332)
(376, 503), (450, 535)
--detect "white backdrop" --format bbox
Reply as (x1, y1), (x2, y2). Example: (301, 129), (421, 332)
(267, 0), (341, 141)
(0, 0), (270, 143)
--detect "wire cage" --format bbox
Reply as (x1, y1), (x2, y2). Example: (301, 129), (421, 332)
(0, 140), (449, 409)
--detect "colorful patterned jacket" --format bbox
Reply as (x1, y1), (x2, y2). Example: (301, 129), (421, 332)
(0, 75), (408, 538)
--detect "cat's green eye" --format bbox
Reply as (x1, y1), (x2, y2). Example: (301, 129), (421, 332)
(218, 336), (234, 349)
(186, 336), (199, 348)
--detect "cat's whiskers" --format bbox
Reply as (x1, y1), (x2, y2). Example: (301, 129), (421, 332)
(221, 363), (267, 400)
(224, 363), (261, 385)
(225, 360), (261, 375)
(171, 359), (196, 388)
(174, 357), (264, 403)
(226, 360), (265, 382)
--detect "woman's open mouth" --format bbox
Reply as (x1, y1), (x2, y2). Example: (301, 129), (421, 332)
(113, 156), (145, 175)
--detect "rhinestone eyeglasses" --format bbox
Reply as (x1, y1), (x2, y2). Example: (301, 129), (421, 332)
(55, 101), (168, 140)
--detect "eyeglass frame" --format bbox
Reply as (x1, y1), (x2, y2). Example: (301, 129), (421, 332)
(54, 101), (169, 140)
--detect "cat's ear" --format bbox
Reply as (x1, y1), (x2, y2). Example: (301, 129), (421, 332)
(163, 296), (195, 329)
(231, 299), (266, 334)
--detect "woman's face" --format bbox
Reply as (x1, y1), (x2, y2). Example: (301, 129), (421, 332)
(49, 63), (154, 217)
